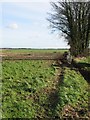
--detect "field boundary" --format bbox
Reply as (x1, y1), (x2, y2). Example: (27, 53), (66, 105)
(1, 53), (63, 60)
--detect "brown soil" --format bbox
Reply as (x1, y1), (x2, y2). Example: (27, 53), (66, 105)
(1, 52), (62, 60)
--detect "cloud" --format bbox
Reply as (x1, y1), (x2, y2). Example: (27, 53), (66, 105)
(2, 1), (69, 49)
(7, 23), (18, 29)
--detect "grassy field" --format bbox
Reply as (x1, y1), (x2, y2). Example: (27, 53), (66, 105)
(2, 60), (57, 118)
(0, 48), (68, 54)
(1, 49), (90, 118)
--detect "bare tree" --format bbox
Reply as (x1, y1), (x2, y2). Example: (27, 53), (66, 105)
(48, 0), (90, 56)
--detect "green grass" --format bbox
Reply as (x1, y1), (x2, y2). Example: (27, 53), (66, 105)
(1, 48), (68, 54)
(75, 56), (90, 71)
(56, 67), (89, 118)
(1, 59), (89, 118)
(2, 60), (57, 118)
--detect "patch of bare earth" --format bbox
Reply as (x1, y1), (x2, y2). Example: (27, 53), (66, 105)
(1, 52), (62, 60)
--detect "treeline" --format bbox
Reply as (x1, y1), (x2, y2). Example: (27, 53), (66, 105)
(48, 0), (90, 56)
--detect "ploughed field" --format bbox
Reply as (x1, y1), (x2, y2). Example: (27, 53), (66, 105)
(1, 49), (90, 119)
(0, 49), (66, 60)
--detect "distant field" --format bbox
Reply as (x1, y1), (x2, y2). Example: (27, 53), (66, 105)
(1, 49), (68, 60)
(0, 48), (68, 54)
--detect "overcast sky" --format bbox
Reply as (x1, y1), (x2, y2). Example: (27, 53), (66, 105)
(0, 0), (69, 48)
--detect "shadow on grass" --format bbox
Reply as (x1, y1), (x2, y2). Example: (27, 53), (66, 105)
(72, 61), (90, 84)
(42, 60), (64, 119)
(36, 60), (90, 119)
